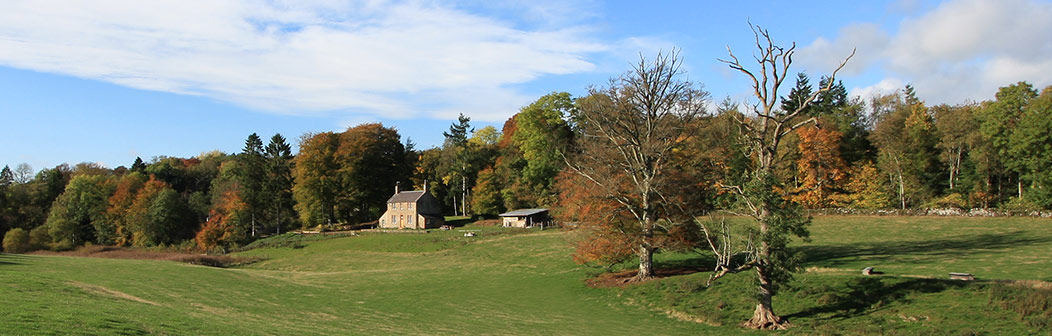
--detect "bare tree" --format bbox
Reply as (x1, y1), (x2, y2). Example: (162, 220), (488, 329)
(567, 50), (709, 280)
(701, 24), (853, 330)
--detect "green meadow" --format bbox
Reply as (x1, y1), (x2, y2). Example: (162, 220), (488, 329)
(1, 216), (1050, 335)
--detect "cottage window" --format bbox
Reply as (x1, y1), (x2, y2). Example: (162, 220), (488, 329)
(391, 215), (396, 224)
(409, 203), (414, 210)
(408, 216), (413, 226)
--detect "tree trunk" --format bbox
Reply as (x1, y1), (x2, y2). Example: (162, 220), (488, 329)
(897, 170), (906, 210)
(1018, 179), (1023, 199)
(636, 243), (655, 280)
(743, 265), (789, 330)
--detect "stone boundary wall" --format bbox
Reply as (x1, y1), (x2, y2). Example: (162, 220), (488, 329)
(799, 208), (1052, 218)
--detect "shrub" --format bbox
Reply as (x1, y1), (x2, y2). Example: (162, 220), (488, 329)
(928, 193), (969, 209)
(990, 283), (1052, 331)
(1002, 197), (1042, 211)
(3, 228), (31, 253)
(51, 238), (75, 252)
(29, 226), (51, 250)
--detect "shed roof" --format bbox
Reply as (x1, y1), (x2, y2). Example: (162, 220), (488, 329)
(498, 208), (549, 217)
(387, 191), (425, 203)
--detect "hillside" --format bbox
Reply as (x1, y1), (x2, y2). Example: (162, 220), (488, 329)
(1, 216), (1050, 335)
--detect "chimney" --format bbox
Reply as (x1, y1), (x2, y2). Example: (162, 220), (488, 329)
(395, 181), (400, 194)
(423, 179), (428, 193)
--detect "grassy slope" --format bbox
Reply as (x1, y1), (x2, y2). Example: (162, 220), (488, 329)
(0, 225), (721, 335)
(1, 216), (1049, 335)
(621, 216), (1052, 335)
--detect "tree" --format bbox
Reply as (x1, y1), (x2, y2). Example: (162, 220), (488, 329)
(106, 172), (147, 246)
(45, 174), (116, 246)
(440, 114), (475, 216)
(264, 134), (296, 234)
(3, 228), (30, 253)
(933, 104), (981, 192)
(978, 82), (1037, 200)
(513, 92), (575, 206)
(840, 161), (892, 209)
(13, 163), (33, 184)
(335, 123), (413, 223)
(709, 24), (852, 329)
(195, 189), (248, 251)
(871, 86), (943, 209)
(470, 167), (504, 217)
(238, 133), (266, 237)
(1010, 86), (1052, 208)
(294, 124), (412, 227)
(790, 125), (848, 208)
(125, 177), (191, 247)
(565, 50), (709, 281)
(293, 132), (341, 227)
(130, 157), (147, 174)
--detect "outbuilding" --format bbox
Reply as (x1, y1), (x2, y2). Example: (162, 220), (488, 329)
(498, 208), (551, 228)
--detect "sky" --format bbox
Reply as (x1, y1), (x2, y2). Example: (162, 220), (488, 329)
(2, 0), (1051, 173)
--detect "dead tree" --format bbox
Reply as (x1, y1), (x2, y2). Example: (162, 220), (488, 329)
(566, 50), (709, 281)
(702, 24), (854, 330)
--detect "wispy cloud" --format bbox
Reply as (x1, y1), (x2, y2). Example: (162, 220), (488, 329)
(797, 0), (1052, 104)
(0, 1), (606, 122)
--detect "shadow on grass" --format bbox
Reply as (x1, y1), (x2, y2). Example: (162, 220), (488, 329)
(0, 253), (29, 265)
(787, 277), (970, 320)
(445, 217), (475, 228)
(799, 231), (1052, 267)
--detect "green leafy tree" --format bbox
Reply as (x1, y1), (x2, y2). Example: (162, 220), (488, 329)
(1010, 86), (1052, 208)
(978, 82), (1038, 200)
(125, 178), (192, 247)
(440, 114), (475, 216)
(933, 104), (981, 193)
(870, 86), (943, 209)
(45, 174), (116, 245)
(513, 92), (575, 206)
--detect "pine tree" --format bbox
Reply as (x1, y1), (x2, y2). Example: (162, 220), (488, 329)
(130, 157), (147, 174)
(238, 133), (266, 237)
(264, 134), (295, 234)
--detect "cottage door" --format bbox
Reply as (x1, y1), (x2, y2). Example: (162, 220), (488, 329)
(399, 215), (404, 229)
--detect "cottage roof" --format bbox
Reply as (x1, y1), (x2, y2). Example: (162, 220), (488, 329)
(387, 191), (426, 203)
(498, 208), (549, 217)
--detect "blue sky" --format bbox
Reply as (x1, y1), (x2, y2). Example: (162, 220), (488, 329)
(2, 0), (1051, 172)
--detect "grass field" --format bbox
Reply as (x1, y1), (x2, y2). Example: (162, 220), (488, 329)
(1, 216), (1050, 335)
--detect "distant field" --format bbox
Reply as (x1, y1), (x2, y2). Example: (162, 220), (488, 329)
(1, 216), (1050, 335)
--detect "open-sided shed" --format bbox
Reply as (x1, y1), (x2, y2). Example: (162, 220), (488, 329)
(498, 208), (551, 228)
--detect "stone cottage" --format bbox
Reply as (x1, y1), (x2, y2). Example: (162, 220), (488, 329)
(378, 183), (444, 229)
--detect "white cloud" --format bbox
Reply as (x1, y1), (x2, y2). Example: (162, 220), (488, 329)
(0, 0), (605, 121)
(849, 78), (905, 103)
(798, 0), (1052, 105)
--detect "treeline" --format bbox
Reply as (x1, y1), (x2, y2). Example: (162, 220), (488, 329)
(3, 77), (1051, 254)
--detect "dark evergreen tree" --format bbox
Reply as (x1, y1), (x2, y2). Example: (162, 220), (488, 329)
(780, 73), (813, 115)
(264, 133), (296, 234)
(238, 133), (266, 237)
(130, 157), (147, 174)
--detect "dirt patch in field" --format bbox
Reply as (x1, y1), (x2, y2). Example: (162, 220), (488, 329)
(69, 281), (160, 306)
(587, 267), (706, 288)
(32, 245), (261, 267)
